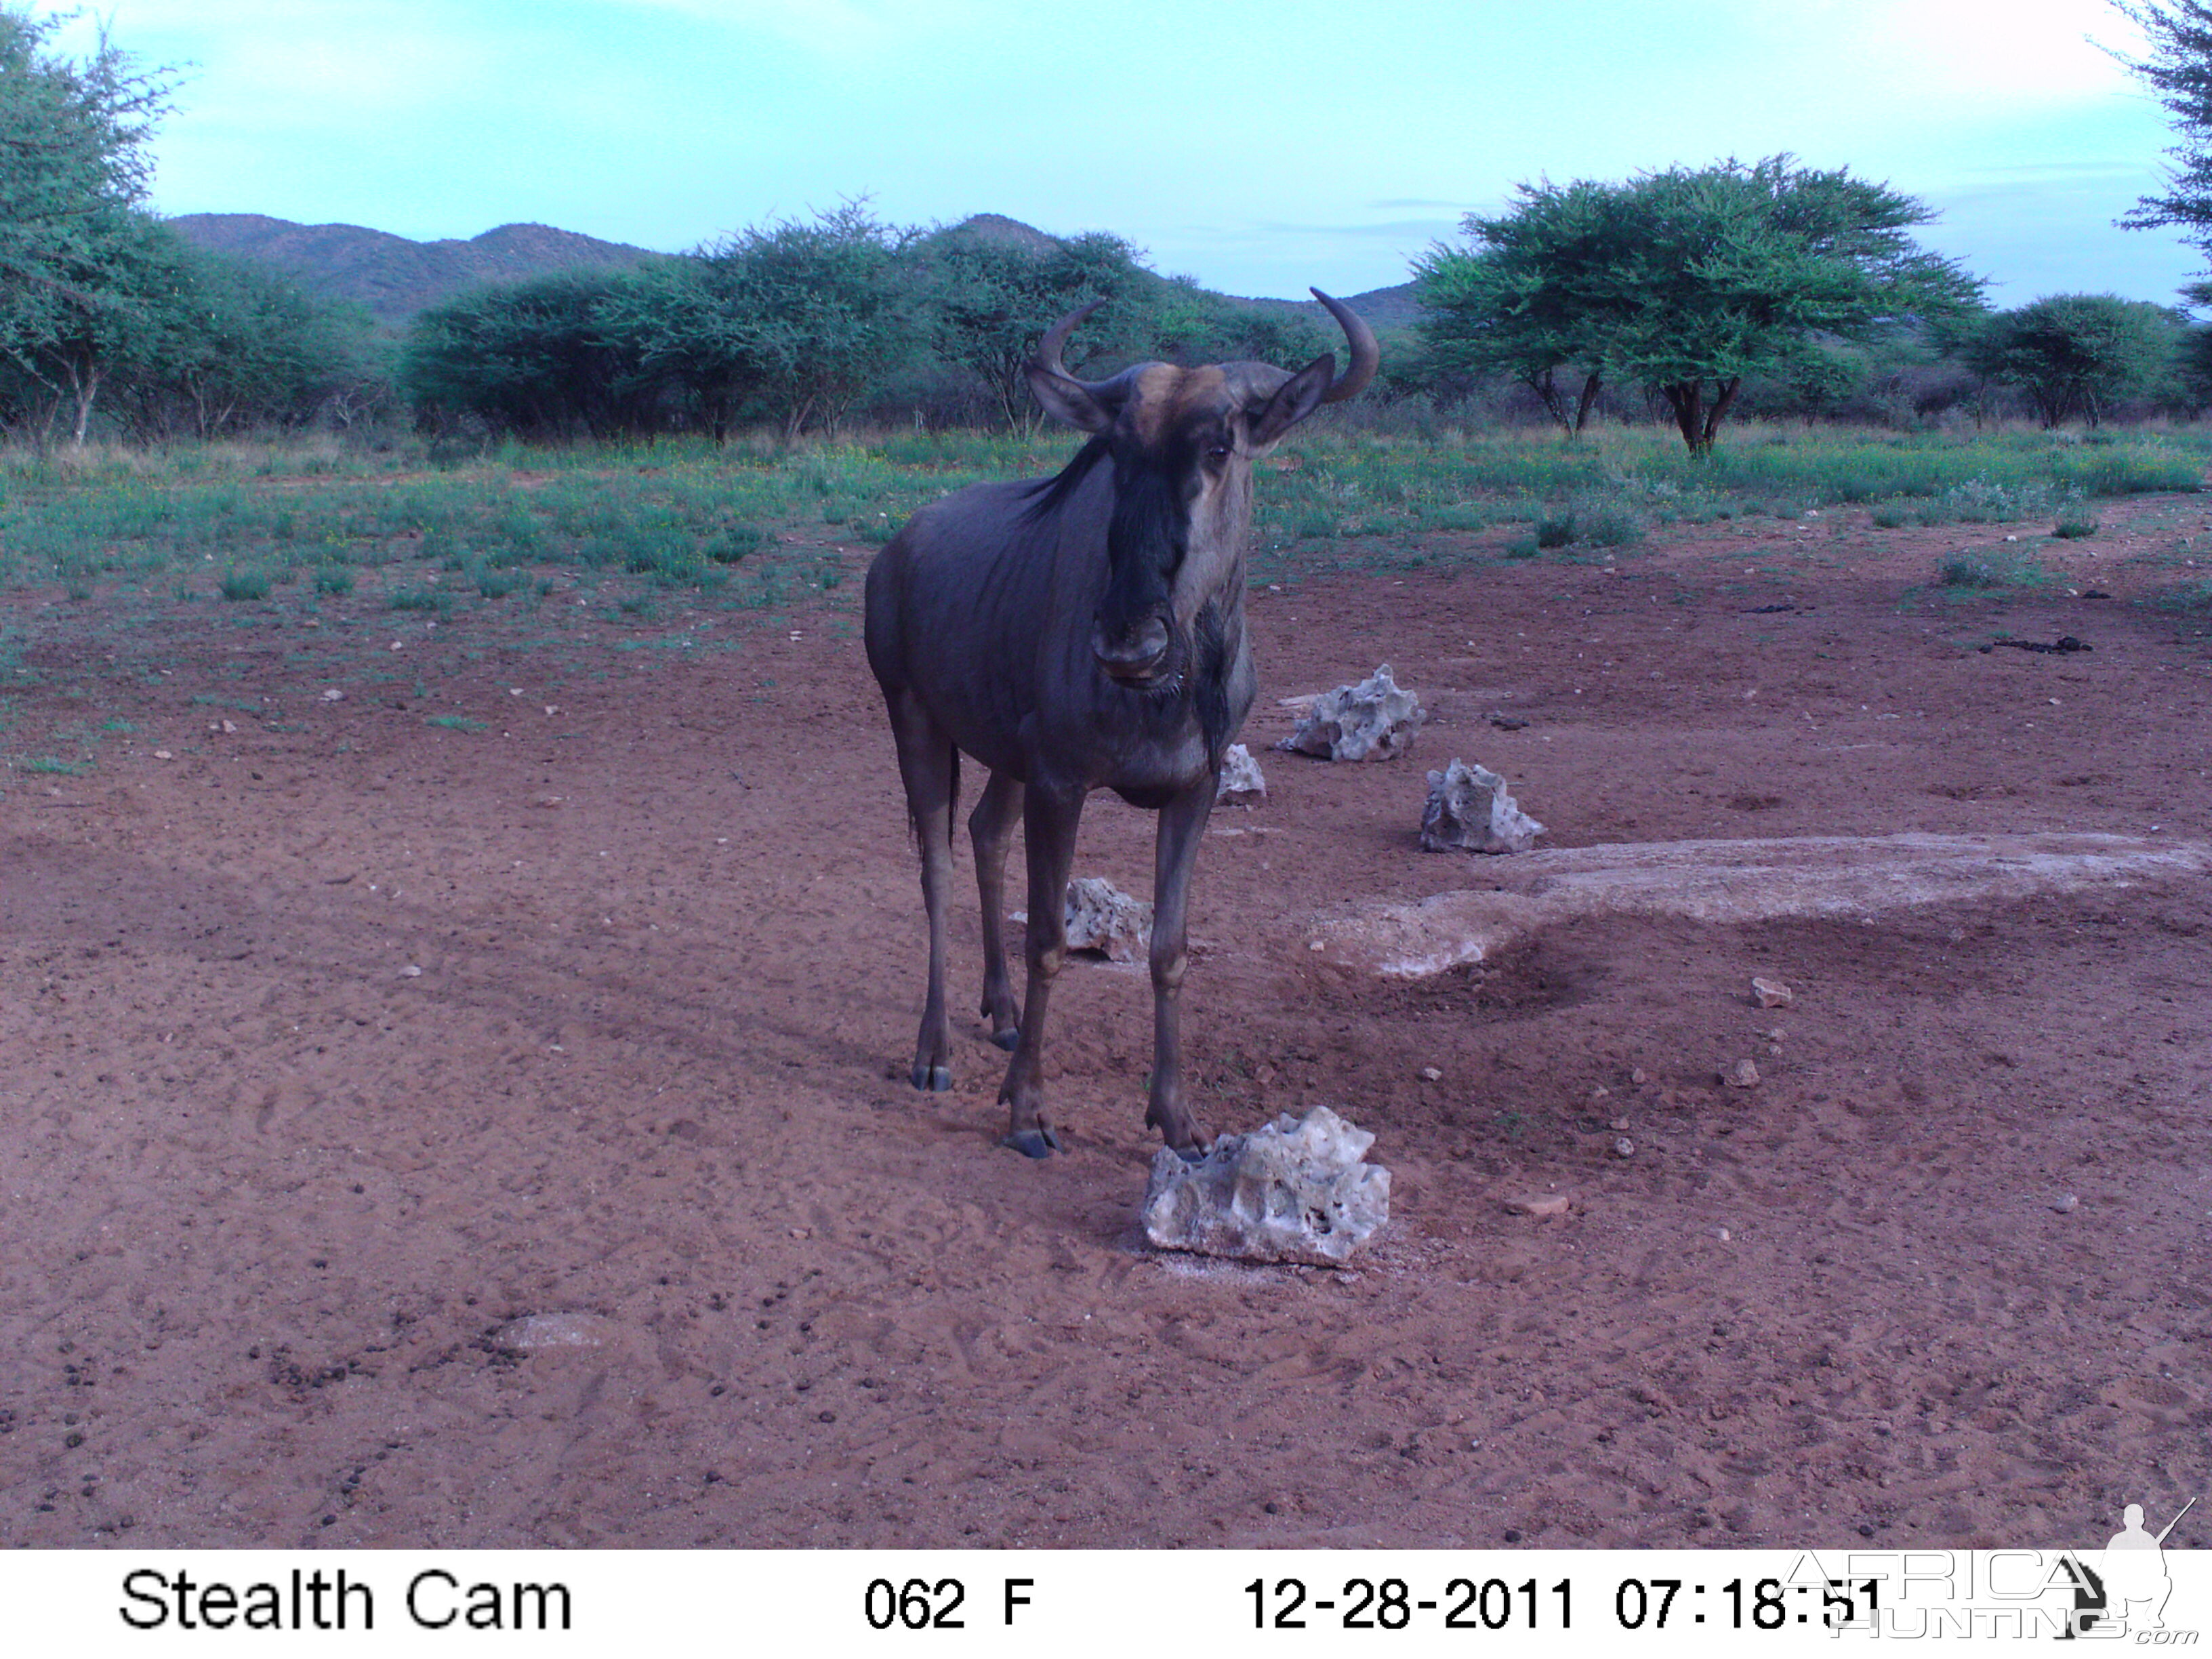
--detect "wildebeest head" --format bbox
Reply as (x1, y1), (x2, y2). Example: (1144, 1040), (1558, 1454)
(1026, 290), (1378, 687)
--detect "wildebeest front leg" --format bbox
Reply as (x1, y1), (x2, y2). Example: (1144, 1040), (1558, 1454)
(1145, 776), (1217, 1156)
(887, 689), (957, 1092)
(999, 783), (1084, 1158)
(968, 769), (1023, 1050)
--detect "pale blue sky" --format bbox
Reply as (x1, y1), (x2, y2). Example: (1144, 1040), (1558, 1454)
(35, 0), (2209, 307)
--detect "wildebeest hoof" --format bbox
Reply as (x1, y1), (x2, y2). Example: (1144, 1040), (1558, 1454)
(911, 1064), (953, 1092)
(1170, 1141), (1206, 1164)
(989, 1027), (1020, 1052)
(1000, 1126), (1063, 1159)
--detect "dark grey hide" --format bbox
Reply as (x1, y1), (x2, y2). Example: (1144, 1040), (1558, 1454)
(863, 291), (1377, 1158)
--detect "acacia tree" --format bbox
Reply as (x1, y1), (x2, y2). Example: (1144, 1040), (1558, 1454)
(1414, 179), (1617, 437)
(1963, 294), (2186, 426)
(922, 228), (1151, 430)
(687, 205), (919, 441)
(1418, 158), (1983, 454)
(0, 5), (178, 444)
(2114, 1), (2212, 293)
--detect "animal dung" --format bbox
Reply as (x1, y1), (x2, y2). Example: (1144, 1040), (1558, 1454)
(1278, 663), (1424, 762)
(1142, 1105), (1391, 1266)
(1063, 877), (1151, 962)
(1215, 743), (1267, 804)
(1420, 758), (1545, 854)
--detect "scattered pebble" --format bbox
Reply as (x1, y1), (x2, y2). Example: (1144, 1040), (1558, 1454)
(389, 641), (403, 652)
(1612, 1136), (1635, 1159)
(397, 964), (423, 979)
(1750, 976), (1794, 1008)
(2052, 1194), (2080, 1215)
(1631, 1067), (1647, 1086)
(1715, 1227), (1732, 1243)
(321, 689), (344, 701)
(1506, 1194), (1572, 1219)
(1419, 1066), (1442, 1082)
(495, 1313), (612, 1351)
(1723, 1059), (1761, 1089)
(152, 750), (173, 761)
(1590, 1084), (1610, 1099)
(1608, 1117), (1630, 1132)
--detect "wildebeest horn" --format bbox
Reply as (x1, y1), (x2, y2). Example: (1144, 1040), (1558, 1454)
(1310, 289), (1378, 403)
(1033, 298), (1116, 391)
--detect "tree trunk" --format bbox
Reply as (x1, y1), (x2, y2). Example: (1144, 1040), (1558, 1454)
(1702, 375), (1742, 449)
(68, 361), (102, 447)
(1573, 371), (1603, 435)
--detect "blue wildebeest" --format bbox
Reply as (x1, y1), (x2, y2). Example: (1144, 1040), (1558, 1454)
(864, 293), (1376, 1158)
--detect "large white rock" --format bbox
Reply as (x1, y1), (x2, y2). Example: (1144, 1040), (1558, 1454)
(1216, 743), (1267, 804)
(1063, 876), (1151, 962)
(1143, 1105), (1391, 1266)
(1307, 832), (2212, 980)
(1421, 758), (1544, 853)
(1279, 663), (1424, 761)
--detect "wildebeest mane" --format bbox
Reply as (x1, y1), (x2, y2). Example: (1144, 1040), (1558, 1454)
(1017, 434), (1112, 525)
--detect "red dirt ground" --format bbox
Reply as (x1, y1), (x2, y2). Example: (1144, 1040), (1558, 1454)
(3, 493), (2209, 1551)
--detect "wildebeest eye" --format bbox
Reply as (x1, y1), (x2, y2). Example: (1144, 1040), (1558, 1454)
(1206, 440), (1233, 465)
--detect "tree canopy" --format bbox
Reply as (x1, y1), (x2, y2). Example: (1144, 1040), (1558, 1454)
(0, 5), (367, 444)
(1961, 293), (2186, 427)
(1417, 157), (1984, 452)
(2114, 1), (2212, 289)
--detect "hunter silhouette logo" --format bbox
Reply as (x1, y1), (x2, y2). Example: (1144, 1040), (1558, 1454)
(2063, 1497), (2197, 1639)
(2102, 1498), (2194, 1634)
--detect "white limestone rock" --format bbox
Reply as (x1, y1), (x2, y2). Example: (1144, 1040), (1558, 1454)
(1216, 743), (1267, 804)
(1143, 1105), (1391, 1266)
(1279, 663), (1424, 761)
(1064, 876), (1151, 962)
(1420, 758), (1545, 854)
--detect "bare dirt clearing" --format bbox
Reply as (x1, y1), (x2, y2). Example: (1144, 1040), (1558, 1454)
(3, 499), (2209, 1549)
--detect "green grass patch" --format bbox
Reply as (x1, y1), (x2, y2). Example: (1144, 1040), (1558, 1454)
(220, 569), (272, 602)
(21, 756), (88, 774)
(426, 714), (488, 732)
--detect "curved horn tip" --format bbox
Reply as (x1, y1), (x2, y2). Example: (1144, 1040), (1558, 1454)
(1309, 288), (1379, 404)
(1032, 298), (1113, 386)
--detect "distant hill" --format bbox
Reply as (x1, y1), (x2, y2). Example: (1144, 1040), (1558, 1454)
(167, 215), (660, 325)
(170, 209), (1425, 334)
(932, 213), (1424, 332)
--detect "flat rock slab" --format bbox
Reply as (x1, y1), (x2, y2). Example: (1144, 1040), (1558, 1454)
(1309, 832), (2212, 980)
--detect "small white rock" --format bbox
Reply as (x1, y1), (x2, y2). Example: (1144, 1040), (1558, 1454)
(321, 688), (344, 701)
(2052, 1194), (2080, 1214)
(1419, 1066), (1442, 1082)
(1613, 1136), (1635, 1158)
(397, 964), (423, 979)
(1215, 743), (1267, 804)
(1507, 1193), (1572, 1219)
(1751, 977), (1794, 1008)
(1724, 1059), (1761, 1088)
(495, 1313), (613, 1350)
(1716, 1227), (1732, 1242)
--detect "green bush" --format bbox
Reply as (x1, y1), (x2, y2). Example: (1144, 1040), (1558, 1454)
(1534, 514), (1576, 548)
(314, 566), (354, 594)
(389, 587), (449, 613)
(220, 569), (271, 601)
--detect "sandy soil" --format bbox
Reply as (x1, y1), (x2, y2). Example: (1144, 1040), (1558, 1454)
(3, 491), (2209, 1551)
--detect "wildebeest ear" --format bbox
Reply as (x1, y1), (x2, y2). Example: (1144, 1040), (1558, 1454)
(1027, 366), (1118, 433)
(1246, 354), (1335, 451)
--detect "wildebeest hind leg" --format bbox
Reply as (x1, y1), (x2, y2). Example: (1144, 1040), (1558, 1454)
(968, 770), (1023, 1050)
(887, 689), (957, 1092)
(1144, 777), (1216, 1157)
(998, 783), (1083, 1158)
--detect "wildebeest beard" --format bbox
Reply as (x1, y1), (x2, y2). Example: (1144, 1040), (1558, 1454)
(1097, 447), (1186, 650)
